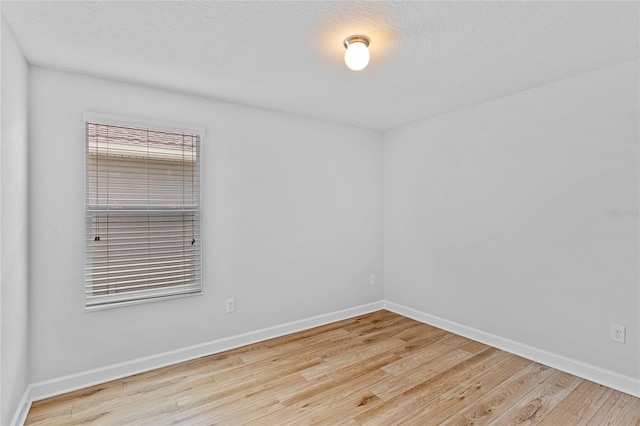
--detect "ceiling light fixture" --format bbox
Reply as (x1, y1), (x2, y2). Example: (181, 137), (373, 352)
(343, 35), (370, 71)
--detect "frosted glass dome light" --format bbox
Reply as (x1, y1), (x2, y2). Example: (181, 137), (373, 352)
(343, 35), (370, 71)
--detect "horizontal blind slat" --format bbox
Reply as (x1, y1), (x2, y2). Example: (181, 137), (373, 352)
(86, 280), (201, 296)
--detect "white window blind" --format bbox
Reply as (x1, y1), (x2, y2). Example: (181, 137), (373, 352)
(85, 119), (201, 311)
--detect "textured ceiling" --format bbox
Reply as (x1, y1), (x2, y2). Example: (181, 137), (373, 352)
(2, 1), (638, 131)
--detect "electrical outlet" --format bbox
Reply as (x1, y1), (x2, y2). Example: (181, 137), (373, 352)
(370, 274), (376, 285)
(610, 324), (625, 343)
(226, 298), (235, 313)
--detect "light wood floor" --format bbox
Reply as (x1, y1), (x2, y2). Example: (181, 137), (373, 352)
(26, 310), (640, 425)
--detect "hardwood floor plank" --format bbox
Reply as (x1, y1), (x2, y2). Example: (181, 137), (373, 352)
(209, 350), (322, 386)
(393, 349), (533, 425)
(369, 348), (475, 401)
(23, 402), (72, 426)
(355, 348), (506, 425)
(68, 394), (180, 425)
(394, 322), (442, 342)
(381, 333), (470, 376)
(25, 310), (640, 426)
(393, 327), (449, 356)
(175, 359), (319, 411)
(296, 390), (382, 426)
(276, 352), (399, 406)
(440, 361), (555, 426)
(490, 369), (583, 425)
(248, 369), (389, 425)
(37, 380), (123, 409)
(299, 336), (406, 381)
(458, 339), (491, 355)
(187, 395), (283, 425)
(261, 327), (351, 353)
(123, 369), (220, 402)
(586, 391), (640, 425)
(554, 379), (615, 422)
(538, 407), (587, 426)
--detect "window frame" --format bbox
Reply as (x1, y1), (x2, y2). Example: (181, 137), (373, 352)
(83, 111), (205, 311)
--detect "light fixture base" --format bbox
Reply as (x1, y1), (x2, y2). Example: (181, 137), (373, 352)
(343, 35), (370, 49)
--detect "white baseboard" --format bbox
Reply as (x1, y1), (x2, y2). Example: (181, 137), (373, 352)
(10, 387), (32, 426)
(384, 300), (640, 398)
(17, 301), (383, 422)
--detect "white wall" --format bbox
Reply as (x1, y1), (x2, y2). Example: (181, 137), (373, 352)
(1, 14), (30, 426)
(384, 60), (639, 380)
(29, 67), (383, 383)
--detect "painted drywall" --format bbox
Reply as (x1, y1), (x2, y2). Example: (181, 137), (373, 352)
(28, 67), (383, 383)
(384, 60), (639, 380)
(1, 13), (30, 426)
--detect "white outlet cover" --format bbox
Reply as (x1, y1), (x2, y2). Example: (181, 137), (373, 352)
(610, 324), (625, 343)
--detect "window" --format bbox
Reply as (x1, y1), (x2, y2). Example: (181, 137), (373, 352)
(85, 114), (202, 310)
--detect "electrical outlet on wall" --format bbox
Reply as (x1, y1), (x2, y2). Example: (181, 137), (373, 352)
(370, 274), (376, 285)
(610, 324), (625, 343)
(226, 298), (235, 313)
